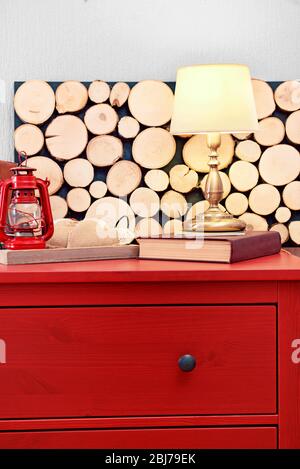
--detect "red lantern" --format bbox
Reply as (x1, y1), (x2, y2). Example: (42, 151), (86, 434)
(0, 153), (54, 250)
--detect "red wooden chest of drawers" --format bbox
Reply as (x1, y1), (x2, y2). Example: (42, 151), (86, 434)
(0, 251), (299, 448)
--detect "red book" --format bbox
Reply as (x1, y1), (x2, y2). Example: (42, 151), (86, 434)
(137, 231), (281, 263)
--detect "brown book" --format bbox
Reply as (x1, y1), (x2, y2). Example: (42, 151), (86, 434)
(137, 231), (281, 263)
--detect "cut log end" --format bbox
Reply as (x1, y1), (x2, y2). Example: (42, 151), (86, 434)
(163, 219), (183, 235)
(50, 195), (68, 220)
(128, 80), (174, 126)
(235, 140), (261, 163)
(238, 212), (268, 231)
(88, 81), (110, 104)
(289, 221), (300, 245)
(183, 134), (234, 173)
(86, 135), (123, 167)
(64, 158), (94, 187)
(225, 192), (248, 216)
(229, 161), (259, 192)
(14, 80), (55, 124)
(89, 181), (107, 199)
(118, 116), (140, 138)
(85, 197), (136, 233)
(283, 181), (300, 210)
(275, 206), (291, 223)
(84, 103), (118, 135)
(26, 156), (63, 195)
(259, 144), (300, 186)
(110, 82), (130, 107)
(144, 169), (169, 192)
(129, 187), (160, 218)
(254, 117), (285, 147)
(67, 188), (91, 212)
(135, 218), (162, 238)
(14, 124), (44, 156)
(286, 110), (300, 145)
(270, 223), (289, 244)
(161, 190), (188, 219)
(55, 81), (88, 114)
(249, 184), (281, 215)
(132, 127), (176, 169)
(252, 79), (276, 119)
(169, 164), (198, 193)
(45, 115), (88, 161)
(106, 160), (142, 197)
(275, 80), (300, 112)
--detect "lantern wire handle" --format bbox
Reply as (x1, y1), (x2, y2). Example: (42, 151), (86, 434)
(18, 151), (28, 167)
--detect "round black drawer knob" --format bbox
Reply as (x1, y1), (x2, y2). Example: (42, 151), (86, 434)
(178, 354), (196, 372)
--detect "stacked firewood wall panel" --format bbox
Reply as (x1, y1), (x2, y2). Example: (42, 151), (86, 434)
(14, 79), (300, 245)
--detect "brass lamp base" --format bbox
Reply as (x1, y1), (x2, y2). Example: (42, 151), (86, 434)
(186, 207), (246, 232)
(188, 132), (246, 233)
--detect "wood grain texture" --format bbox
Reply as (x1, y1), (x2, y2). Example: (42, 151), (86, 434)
(66, 187), (91, 212)
(235, 139), (261, 162)
(12, 80), (300, 246)
(106, 160), (141, 196)
(183, 134), (234, 172)
(128, 80), (174, 126)
(254, 116), (285, 146)
(86, 196), (136, 232)
(129, 187), (160, 217)
(144, 169), (169, 192)
(55, 80), (88, 113)
(84, 103), (118, 135)
(89, 180), (107, 199)
(0, 414), (279, 431)
(110, 82), (130, 107)
(248, 184), (281, 215)
(49, 195), (68, 219)
(0, 244), (138, 265)
(0, 427), (277, 449)
(252, 79), (275, 118)
(14, 80), (55, 124)
(1, 251), (300, 284)
(132, 127), (176, 169)
(45, 115), (88, 160)
(14, 124), (44, 155)
(117, 116), (140, 138)
(135, 217), (162, 238)
(26, 156), (63, 195)
(63, 158), (94, 187)
(239, 212), (268, 231)
(270, 223), (289, 244)
(229, 161), (259, 192)
(86, 135), (123, 167)
(286, 110), (300, 144)
(0, 305), (276, 418)
(88, 80), (110, 104)
(275, 80), (300, 111)
(259, 144), (300, 186)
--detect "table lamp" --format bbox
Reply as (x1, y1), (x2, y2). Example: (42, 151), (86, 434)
(170, 64), (258, 231)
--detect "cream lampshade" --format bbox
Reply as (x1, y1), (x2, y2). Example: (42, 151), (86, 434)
(170, 64), (258, 232)
(170, 64), (258, 135)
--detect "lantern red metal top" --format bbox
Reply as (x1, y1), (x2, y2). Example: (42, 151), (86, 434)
(0, 152), (54, 250)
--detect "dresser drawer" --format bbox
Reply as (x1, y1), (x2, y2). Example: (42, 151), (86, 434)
(0, 427), (277, 449)
(0, 305), (276, 418)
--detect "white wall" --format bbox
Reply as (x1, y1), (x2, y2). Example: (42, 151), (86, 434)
(1, 0), (300, 161)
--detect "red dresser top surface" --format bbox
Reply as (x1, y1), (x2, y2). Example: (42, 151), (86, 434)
(0, 250), (300, 283)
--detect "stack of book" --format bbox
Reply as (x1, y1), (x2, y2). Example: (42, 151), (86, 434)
(137, 230), (281, 263)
